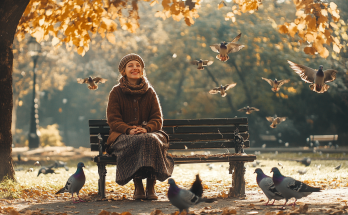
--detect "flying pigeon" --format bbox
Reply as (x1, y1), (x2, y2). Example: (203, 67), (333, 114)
(56, 162), (86, 203)
(37, 166), (56, 177)
(262, 78), (290, 92)
(167, 178), (216, 213)
(287, 60), (337, 93)
(77, 76), (108, 90)
(210, 33), (245, 62)
(189, 174), (203, 197)
(266, 115), (286, 128)
(209, 83), (237, 97)
(238, 106), (260, 114)
(334, 164), (341, 170)
(191, 59), (214, 70)
(254, 168), (284, 206)
(296, 158), (311, 167)
(271, 167), (320, 206)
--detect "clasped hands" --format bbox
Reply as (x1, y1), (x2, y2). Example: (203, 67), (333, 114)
(129, 126), (147, 135)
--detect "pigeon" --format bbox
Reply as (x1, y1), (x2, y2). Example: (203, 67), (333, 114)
(77, 76), (108, 90)
(56, 162), (86, 203)
(334, 164), (341, 170)
(34, 161), (41, 166)
(53, 161), (69, 171)
(266, 115), (287, 128)
(315, 164), (321, 171)
(26, 168), (34, 173)
(209, 83), (237, 97)
(278, 163), (283, 169)
(189, 174), (203, 197)
(254, 168), (284, 206)
(262, 78), (290, 92)
(210, 33), (245, 62)
(238, 106), (260, 114)
(37, 166), (56, 177)
(297, 169), (307, 175)
(191, 59), (214, 70)
(271, 167), (320, 206)
(167, 178), (216, 213)
(296, 158), (311, 167)
(287, 60), (337, 93)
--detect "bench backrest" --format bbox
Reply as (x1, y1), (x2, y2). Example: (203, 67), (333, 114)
(310, 135), (338, 142)
(89, 118), (249, 151)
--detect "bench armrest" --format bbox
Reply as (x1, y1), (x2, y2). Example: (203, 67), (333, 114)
(97, 133), (105, 156)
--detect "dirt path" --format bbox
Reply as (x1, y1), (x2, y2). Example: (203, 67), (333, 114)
(5, 188), (348, 214)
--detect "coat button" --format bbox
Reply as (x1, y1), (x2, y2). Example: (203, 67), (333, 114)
(134, 99), (136, 102)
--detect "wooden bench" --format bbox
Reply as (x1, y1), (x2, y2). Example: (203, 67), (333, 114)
(89, 118), (256, 199)
(308, 134), (338, 147)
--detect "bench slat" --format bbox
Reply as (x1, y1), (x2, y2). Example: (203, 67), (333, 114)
(89, 125), (249, 135)
(310, 135), (338, 141)
(163, 118), (248, 126)
(90, 139), (250, 151)
(93, 154), (256, 164)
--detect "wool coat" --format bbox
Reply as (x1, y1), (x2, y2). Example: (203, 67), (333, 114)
(106, 77), (163, 146)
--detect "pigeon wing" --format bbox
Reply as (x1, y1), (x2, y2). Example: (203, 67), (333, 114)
(287, 60), (316, 83)
(323, 69), (337, 83)
(224, 83), (237, 91)
(250, 107), (259, 111)
(238, 107), (247, 112)
(262, 77), (274, 87)
(93, 77), (108, 83)
(266, 117), (274, 122)
(203, 60), (214, 66)
(226, 43), (245, 54)
(278, 117), (287, 122)
(191, 60), (199, 65)
(77, 78), (88, 84)
(210, 44), (221, 53)
(277, 79), (290, 87)
(179, 189), (199, 205)
(287, 177), (320, 193)
(231, 33), (242, 43)
(209, 87), (220, 94)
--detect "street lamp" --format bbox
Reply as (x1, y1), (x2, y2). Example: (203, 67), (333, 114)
(28, 37), (41, 149)
(62, 98), (69, 145)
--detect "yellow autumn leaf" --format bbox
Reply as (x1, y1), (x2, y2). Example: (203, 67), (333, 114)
(278, 25), (288, 34)
(330, 2), (337, 10)
(218, 1), (226, 10)
(304, 47), (315, 55)
(305, 33), (314, 42)
(333, 44), (340, 53)
(52, 37), (60, 46)
(77, 46), (84, 55)
(319, 47), (329, 58)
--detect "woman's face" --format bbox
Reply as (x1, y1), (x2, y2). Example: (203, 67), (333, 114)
(125, 60), (143, 80)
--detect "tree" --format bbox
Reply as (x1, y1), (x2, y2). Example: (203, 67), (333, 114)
(1, 0), (346, 181)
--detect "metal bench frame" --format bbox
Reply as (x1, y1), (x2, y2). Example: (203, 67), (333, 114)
(89, 118), (256, 199)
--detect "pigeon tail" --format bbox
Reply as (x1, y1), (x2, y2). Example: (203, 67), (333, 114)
(216, 54), (229, 62)
(272, 87), (280, 92)
(55, 187), (66, 194)
(88, 85), (98, 90)
(189, 174), (203, 197)
(197, 66), (204, 70)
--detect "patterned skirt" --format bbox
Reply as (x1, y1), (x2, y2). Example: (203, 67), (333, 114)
(109, 131), (174, 185)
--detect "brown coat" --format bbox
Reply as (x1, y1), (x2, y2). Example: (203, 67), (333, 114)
(106, 77), (163, 145)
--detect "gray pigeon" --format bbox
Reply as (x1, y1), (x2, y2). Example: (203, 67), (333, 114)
(191, 59), (214, 70)
(56, 162), (86, 203)
(210, 33), (245, 62)
(266, 115), (286, 128)
(334, 164), (341, 170)
(209, 83), (237, 97)
(287, 60), (337, 93)
(254, 168), (284, 206)
(167, 178), (216, 213)
(296, 157), (311, 166)
(297, 169), (307, 175)
(37, 166), (56, 177)
(271, 167), (320, 206)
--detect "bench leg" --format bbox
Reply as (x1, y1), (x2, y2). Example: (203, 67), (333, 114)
(228, 161), (246, 198)
(98, 163), (107, 198)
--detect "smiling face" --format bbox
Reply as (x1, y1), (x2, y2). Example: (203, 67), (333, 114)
(125, 60), (143, 82)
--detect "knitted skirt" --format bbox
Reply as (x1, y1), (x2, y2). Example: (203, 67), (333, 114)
(109, 131), (174, 185)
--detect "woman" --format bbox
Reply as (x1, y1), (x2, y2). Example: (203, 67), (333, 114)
(106, 53), (174, 200)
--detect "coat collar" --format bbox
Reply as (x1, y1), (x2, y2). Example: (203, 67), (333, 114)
(119, 76), (149, 95)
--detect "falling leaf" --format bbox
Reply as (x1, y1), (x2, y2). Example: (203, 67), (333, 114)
(218, 1), (226, 10)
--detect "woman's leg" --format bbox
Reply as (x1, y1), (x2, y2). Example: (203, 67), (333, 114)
(133, 177), (146, 200)
(146, 177), (158, 200)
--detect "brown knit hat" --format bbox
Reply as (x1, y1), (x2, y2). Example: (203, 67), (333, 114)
(118, 53), (145, 76)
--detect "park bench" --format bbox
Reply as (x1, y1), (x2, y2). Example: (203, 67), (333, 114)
(308, 134), (338, 147)
(89, 118), (256, 199)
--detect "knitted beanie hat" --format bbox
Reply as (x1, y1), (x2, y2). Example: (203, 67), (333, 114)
(118, 53), (145, 76)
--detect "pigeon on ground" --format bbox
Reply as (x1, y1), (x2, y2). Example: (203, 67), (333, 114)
(262, 78), (290, 92)
(254, 168), (284, 206)
(271, 167), (320, 206)
(77, 76), (108, 90)
(278, 163), (283, 169)
(189, 174), (203, 197)
(26, 168), (34, 173)
(296, 158), (311, 167)
(210, 33), (245, 62)
(287, 60), (337, 93)
(53, 161), (69, 171)
(297, 169), (307, 175)
(191, 59), (214, 70)
(37, 166), (56, 177)
(56, 162), (86, 203)
(315, 164), (321, 171)
(266, 115), (287, 128)
(209, 83), (237, 97)
(167, 178), (216, 213)
(238, 106), (260, 114)
(334, 164), (341, 170)
(34, 161), (41, 166)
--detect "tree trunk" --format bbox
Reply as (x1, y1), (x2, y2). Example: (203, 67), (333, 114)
(0, 0), (30, 181)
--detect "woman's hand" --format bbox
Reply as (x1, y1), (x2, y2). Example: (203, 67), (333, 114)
(129, 127), (147, 135)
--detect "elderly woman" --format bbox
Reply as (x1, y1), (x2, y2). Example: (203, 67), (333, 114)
(106, 53), (174, 200)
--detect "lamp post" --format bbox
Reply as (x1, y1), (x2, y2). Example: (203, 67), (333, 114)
(28, 37), (41, 149)
(62, 98), (69, 145)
